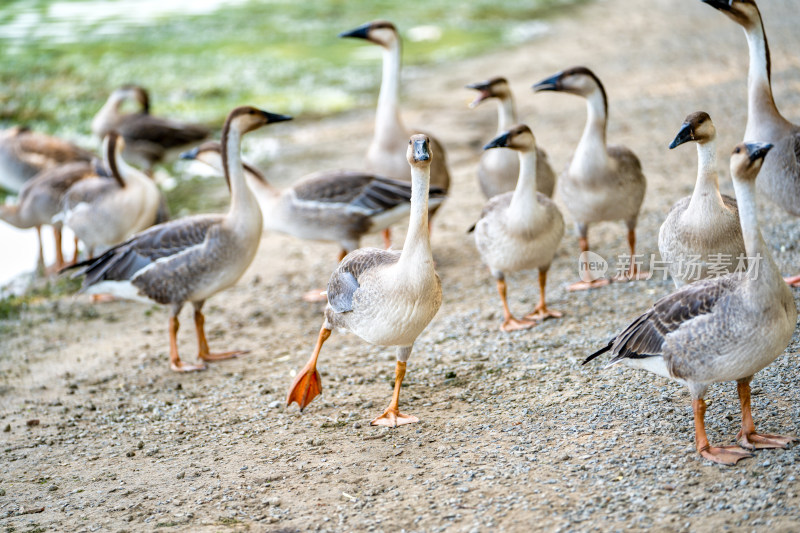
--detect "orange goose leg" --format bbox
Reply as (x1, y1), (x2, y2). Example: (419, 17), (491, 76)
(524, 268), (563, 323)
(693, 398), (752, 465)
(568, 236), (611, 291)
(382, 228), (392, 249)
(372, 353), (419, 427)
(70, 237), (80, 265)
(736, 381), (797, 449)
(614, 229), (650, 282)
(53, 226), (64, 271)
(169, 315), (206, 372)
(287, 326), (330, 410)
(496, 279), (535, 332)
(194, 305), (249, 362)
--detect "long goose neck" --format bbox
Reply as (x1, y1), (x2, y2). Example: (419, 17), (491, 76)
(573, 89), (609, 171)
(375, 42), (405, 142)
(688, 141), (724, 210)
(399, 164), (432, 267)
(733, 176), (779, 283)
(508, 149), (540, 220)
(496, 96), (517, 133)
(743, 17), (788, 136)
(222, 125), (258, 220)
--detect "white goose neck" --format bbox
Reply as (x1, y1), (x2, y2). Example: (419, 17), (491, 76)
(732, 176), (778, 282)
(224, 127), (257, 220)
(375, 42), (404, 140)
(743, 21), (787, 137)
(508, 149), (539, 218)
(572, 89), (608, 173)
(399, 164), (432, 266)
(496, 97), (517, 133)
(687, 141), (724, 210)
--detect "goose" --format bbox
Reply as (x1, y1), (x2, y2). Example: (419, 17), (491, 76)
(340, 20), (451, 243)
(68, 106), (290, 372)
(287, 134), (442, 427)
(533, 67), (647, 290)
(472, 125), (564, 332)
(701, 0), (800, 286)
(584, 142), (797, 465)
(659, 112), (745, 287)
(91, 85), (210, 174)
(0, 161), (95, 272)
(0, 126), (94, 193)
(180, 141), (445, 261)
(61, 132), (162, 259)
(466, 77), (556, 199)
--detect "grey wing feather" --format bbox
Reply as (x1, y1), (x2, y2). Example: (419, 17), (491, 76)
(119, 114), (210, 149)
(326, 248), (400, 313)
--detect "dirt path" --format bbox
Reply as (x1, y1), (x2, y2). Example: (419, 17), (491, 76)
(3, 0), (800, 531)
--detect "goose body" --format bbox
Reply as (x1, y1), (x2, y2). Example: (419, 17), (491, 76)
(659, 112), (745, 287)
(69, 106), (290, 371)
(181, 141), (444, 257)
(92, 85), (210, 173)
(534, 67), (647, 289)
(466, 77), (556, 199)
(473, 125), (564, 331)
(585, 142), (797, 465)
(0, 127), (93, 193)
(287, 134), (442, 427)
(61, 132), (162, 257)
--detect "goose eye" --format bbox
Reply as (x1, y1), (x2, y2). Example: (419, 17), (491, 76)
(734, 147), (741, 153)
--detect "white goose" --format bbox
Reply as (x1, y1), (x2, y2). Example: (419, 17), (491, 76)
(659, 112), (745, 287)
(69, 106), (291, 372)
(61, 132), (162, 258)
(473, 125), (564, 332)
(287, 134), (442, 427)
(533, 67), (647, 290)
(466, 77), (556, 199)
(701, 0), (800, 285)
(585, 142), (797, 465)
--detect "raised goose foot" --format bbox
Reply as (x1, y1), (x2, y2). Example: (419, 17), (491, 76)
(199, 350), (249, 362)
(301, 289), (328, 303)
(501, 317), (537, 332)
(783, 275), (800, 287)
(523, 305), (563, 323)
(371, 408), (419, 428)
(170, 360), (207, 372)
(286, 365), (323, 411)
(699, 445), (753, 466)
(737, 431), (797, 450)
(567, 278), (612, 292)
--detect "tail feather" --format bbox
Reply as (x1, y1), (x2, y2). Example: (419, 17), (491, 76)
(583, 341), (613, 365)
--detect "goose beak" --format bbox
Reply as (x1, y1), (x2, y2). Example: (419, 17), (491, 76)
(180, 147), (199, 160)
(264, 112), (293, 124)
(745, 142), (773, 163)
(532, 73), (562, 92)
(465, 81), (492, 108)
(339, 23), (371, 40)
(413, 138), (430, 162)
(483, 132), (511, 151)
(669, 122), (695, 149)
(701, 0), (734, 12)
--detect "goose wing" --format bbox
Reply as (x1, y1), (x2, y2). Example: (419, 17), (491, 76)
(584, 275), (738, 365)
(14, 130), (94, 167)
(326, 248), (400, 313)
(119, 113), (210, 150)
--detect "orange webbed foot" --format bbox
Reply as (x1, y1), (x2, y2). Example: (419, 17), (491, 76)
(371, 408), (419, 428)
(567, 278), (612, 292)
(500, 317), (537, 332)
(783, 275), (800, 287)
(286, 366), (322, 410)
(170, 360), (207, 372)
(199, 350), (249, 362)
(699, 445), (753, 466)
(737, 431), (797, 450)
(523, 306), (563, 323)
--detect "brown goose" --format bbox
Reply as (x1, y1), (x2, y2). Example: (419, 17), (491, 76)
(466, 77), (556, 199)
(701, 0), (800, 286)
(0, 126), (93, 193)
(91, 85), (210, 173)
(287, 134), (442, 427)
(68, 106), (290, 372)
(585, 142), (796, 465)
(0, 161), (96, 272)
(533, 67), (647, 290)
(340, 20), (450, 244)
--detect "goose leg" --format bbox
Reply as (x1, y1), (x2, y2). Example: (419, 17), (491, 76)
(614, 226), (649, 282)
(169, 308), (206, 372)
(524, 268), (563, 323)
(496, 278), (535, 332)
(194, 302), (249, 362)
(287, 326), (330, 410)
(736, 380), (796, 450)
(568, 233), (611, 291)
(382, 228), (392, 249)
(53, 225), (64, 271)
(70, 237), (80, 265)
(372, 347), (419, 427)
(693, 398), (752, 465)
(35, 225), (45, 275)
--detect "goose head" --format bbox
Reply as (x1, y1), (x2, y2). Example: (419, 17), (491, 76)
(339, 20), (399, 49)
(701, 0), (762, 29)
(730, 141), (772, 182)
(108, 85), (150, 113)
(407, 134), (432, 167)
(465, 77), (511, 108)
(669, 111), (716, 149)
(532, 66), (606, 101)
(483, 124), (536, 153)
(224, 106), (292, 136)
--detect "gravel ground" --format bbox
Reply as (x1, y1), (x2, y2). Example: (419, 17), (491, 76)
(3, 0), (800, 531)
